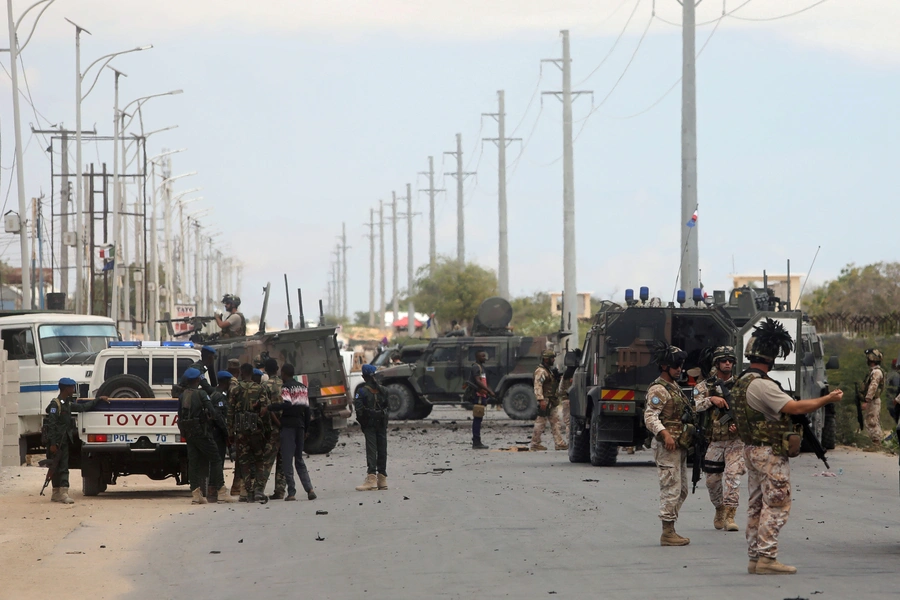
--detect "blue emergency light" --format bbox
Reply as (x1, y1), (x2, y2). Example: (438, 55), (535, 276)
(639, 287), (649, 303)
(692, 288), (703, 303)
(677, 290), (686, 305)
(625, 289), (634, 303)
(108, 340), (194, 348)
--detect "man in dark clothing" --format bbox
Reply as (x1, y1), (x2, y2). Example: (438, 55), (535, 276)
(264, 363), (316, 501)
(207, 370), (232, 501)
(467, 351), (496, 449)
(354, 364), (389, 491)
(43, 378), (107, 504)
(179, 367), (232, 505)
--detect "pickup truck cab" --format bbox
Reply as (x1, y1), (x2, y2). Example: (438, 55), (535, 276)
(76, 341), (201, 495)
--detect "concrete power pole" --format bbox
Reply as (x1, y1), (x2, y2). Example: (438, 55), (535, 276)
(543, 30), (591, 344)
(339, 223), (349, 319)
(681, 0), (700, 294)
(378, 200), (386, 327)
(444, 134), (475, 264)
(484, 90), (521, 301)
(60, 133), (70, 299)
(418, 156), (443, 272)
(332, 246), (342, 318)
(365, 208), (376, 326)
(390, 193), (399, 326)
(397, 184), (419, 337)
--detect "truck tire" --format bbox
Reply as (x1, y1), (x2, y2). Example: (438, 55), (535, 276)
(589, 409), (618, 466)
(409, 402), (434, 420)
(82, 474), (107, 496)
(384, 383), (415, 420)
(96, 374), (155, 399)
(305, 419), (340, 454)
(502, 384), (538, 421)
(568, 416), (590, 463)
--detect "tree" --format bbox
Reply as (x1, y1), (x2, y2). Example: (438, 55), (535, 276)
(410, 257), (497, 327)
(509, 292), (558, 337)
(805, 262), (900, 315)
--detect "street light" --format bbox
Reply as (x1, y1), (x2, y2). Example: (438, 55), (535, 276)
(147, 149), (185, 339)
(67, 15), (150, 314)
(156, 172), (197, 322)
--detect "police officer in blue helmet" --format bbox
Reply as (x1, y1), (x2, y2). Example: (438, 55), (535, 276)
(179, 367), (231, 504)
(353, 364), (390, 491)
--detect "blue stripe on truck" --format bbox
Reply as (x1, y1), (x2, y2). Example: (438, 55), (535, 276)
(20, 384), (60, 393)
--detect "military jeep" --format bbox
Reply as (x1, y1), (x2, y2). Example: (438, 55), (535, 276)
(374, 297), (554, 420)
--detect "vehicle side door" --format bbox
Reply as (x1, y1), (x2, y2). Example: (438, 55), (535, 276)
(1, 325), (41, 413)
(570, 331), (593, 417)
(418, 342), (461, 401)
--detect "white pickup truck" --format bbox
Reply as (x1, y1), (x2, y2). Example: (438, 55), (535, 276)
(75, 341), (200, 495)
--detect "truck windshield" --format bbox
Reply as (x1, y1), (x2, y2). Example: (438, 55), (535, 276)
(38, 324), (119, 364)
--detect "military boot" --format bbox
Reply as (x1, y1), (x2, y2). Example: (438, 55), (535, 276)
(377, 474), (388, 490)
(472, 438), (489, 450)
(230, 476), (241, 496)
(191, 488), (208, 505)
(254, 491), (269, 504)
(59, 487), (75, 505)
(747, 559), (758, 574)
(50, 488), (62, 503)
(217, 487), (236, 503)
(660, 521), (690, 546)
(530, 443), (547, 451)
(724, 506), (739, 532)
(555, 442), (568, 451)
(755, 556), (796, 575)
(207, 485), (218, 504)
(269, 491), (285, 500)
(355, 474), (378, 491)
(713, 506), (726, 530)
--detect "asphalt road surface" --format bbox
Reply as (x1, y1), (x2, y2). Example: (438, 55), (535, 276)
(96, 408), (897, 600)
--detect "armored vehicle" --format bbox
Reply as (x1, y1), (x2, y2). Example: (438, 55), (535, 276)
(374, 297), (554, 420)
(567, 286), (838, 466)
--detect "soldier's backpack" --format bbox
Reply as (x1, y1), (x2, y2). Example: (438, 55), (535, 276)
(40, 399), (62, 447)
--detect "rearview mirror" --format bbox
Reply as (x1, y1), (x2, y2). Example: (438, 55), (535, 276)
(802, 352), (815, 367)
(825, 356), (839, 370)
(564, 351), (579, 368)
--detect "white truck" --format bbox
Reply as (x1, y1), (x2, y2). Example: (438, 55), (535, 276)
(0, 312), (119, 464)
(76, 341), (201, 495)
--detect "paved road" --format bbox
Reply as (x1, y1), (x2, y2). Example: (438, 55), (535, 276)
(105, 408), (897, 600)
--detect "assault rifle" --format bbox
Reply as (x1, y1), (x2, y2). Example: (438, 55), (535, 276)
(157, 313), (219, 344)
(38, 451), (63, 496)
(853, 383), (865, 432)
(682, 403), (707, 494)
(787, 380), (830, 469)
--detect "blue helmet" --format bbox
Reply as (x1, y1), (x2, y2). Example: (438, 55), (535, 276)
(183, 367), (202, 380)
(216, 370), (233, 380)
(361, 364), (377, 377)
(58, 377), (77, 387)
(201, 345), (217, 355)
(252, 368), (263, 376)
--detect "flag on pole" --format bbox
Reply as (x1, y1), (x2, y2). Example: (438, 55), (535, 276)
(686, 209), (698, 228)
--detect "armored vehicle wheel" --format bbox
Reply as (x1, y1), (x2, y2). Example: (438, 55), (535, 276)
(305, 419), (340, 454)
(384, 383), (415, 420)
(96, 373), (154, 399)
(502, 383), (538, 420)
(822, 403), (836, 450)
(568, 416), (590, 463)
(409, 402), (434, 420)
(589, 410), (618, 466)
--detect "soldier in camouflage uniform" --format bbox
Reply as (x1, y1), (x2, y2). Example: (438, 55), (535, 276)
(259, 358), (287, 499)
(861, 348), (885, 443)
(43, 378), (107, 504)
(643, 344), (692, 546)
(731, 318), (843, 575)
(230, 363), (269, 503)
(693, 345), (744, 532)
(225, 358), (244, 497)
(530, 350), (567, 451)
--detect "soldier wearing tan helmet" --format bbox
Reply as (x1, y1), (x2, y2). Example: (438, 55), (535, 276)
(529, 349), (567, 451)
(693, 345), (744, 532)
(216, 294), (247, 339)
(862, 348), (886, 444)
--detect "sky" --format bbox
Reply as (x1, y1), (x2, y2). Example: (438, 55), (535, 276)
(0, 0), (898, 328)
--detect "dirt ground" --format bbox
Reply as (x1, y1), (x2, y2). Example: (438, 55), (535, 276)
(0, 460), (227, 600)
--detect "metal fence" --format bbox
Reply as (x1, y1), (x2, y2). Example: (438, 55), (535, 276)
(809, 313), (900, 336)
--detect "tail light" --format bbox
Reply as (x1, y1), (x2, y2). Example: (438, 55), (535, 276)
(87, 434), (108, 443)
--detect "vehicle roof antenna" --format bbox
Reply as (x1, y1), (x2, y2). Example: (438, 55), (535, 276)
(297, 288), (306, 329)
(284, 274), (294, 329)
(786, 259), (791, 312)
(794, 246), (820, 310)
(258, 282), (271, 335)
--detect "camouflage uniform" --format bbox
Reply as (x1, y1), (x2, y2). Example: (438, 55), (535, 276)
(557, 376), (573, 439)
(644, 377), (691, 522)
(531, 364), (565, 450)
(731, 370), (797, 561)
(227, 375), (243, 496)
(694, 374), (745, 511)
(259, 375), (287, 497)
(230, 379), (266, 499)
(863, 364), (885, 443)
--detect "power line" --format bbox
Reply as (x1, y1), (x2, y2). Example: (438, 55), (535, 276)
(652, 0), (753, 27)
(729, 0), (829, 21)
(574, 0), (643, 87)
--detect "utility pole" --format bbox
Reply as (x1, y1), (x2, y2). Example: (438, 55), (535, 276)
(60, 133), (70, 299)
(397, 184), (419, 337)
(378, 200), (386, 327)
(444, 134), (475, 264)
(365, 208), (376, 326)
(418, 156), (443, 272)
(484, 90), (521, 300)
(542, 30), (591, 343)
(339, 223), (349, 320)
(390, 193), (399, 326)
(681, 0), (700, 293)
(332, 246), (342, 318)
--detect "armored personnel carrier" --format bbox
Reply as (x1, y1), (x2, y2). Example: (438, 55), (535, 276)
(566, 286), (839, 466)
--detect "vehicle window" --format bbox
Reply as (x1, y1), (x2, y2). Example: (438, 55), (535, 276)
(104, 358), (125, 379)
(176, 358), (194, 381)
(401, 349), (424, 363)
(467, 346), (497, 362)
(1, 328), (36, 361)
(431, 346), (458, 363)
(127, 358), (150, 382)
(38, 324), (118, 364)
(152, 357), (176, 386)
